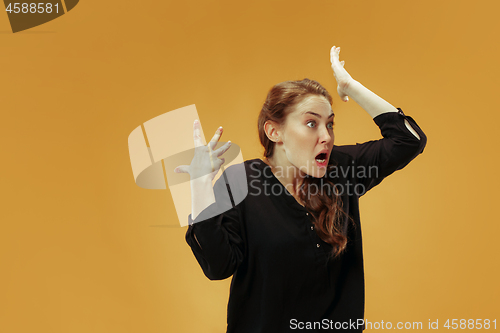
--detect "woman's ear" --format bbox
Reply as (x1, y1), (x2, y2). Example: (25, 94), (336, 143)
(264, 120), (282, 143)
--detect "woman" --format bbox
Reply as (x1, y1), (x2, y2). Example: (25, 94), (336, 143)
(174, 46), (427, 332)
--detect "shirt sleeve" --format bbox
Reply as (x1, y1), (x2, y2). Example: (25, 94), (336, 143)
(332, 108), (427, 196)
(185, 168), (245, 281)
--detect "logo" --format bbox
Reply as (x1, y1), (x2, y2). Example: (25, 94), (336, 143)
(128, 105), (247, 227)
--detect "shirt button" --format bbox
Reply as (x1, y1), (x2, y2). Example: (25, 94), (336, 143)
(310, 225), (314, 230)
(316, 244), (320, 248)
(306, 212), (309, 216)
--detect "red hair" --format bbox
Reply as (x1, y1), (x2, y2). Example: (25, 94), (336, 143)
(257, 78), (352, 258)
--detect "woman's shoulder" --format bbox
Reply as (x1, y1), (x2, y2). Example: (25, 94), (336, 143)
(330, 146), (354, 166)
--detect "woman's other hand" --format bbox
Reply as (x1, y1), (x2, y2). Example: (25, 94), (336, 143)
(330, 46), (354, 102)
(174, 120), (232, 181)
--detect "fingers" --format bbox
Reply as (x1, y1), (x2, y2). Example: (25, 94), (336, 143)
(330, 46), (339, 55)
(193, 120), (204, 148)
(217, 158), (226, 169)
(330, 46), (341, 63)
(207, 145), (216, 172)
(208, 155), (226, 174)
(190, 121), (231, 173)
(214, 140), (232, 157)
(174, 165), (189, 173)
(193, 120), (225, 151)
(208, 126), (223, 150)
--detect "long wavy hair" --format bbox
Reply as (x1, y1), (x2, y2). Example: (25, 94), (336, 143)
(257, 78), (353, 258)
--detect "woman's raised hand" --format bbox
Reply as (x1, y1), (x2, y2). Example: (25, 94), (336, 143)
(174, 120), (232, 181)
(330, 46), (354, 103)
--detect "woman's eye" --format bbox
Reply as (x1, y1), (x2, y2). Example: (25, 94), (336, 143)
(327, 122), (334, 129)
(307, 121), (316, 128)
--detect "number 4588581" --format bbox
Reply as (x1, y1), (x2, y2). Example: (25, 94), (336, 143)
(5, 3), (59, 14)
(444, 319), (496, 329)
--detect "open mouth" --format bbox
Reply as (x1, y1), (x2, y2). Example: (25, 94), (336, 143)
(315, 152), (327, 164)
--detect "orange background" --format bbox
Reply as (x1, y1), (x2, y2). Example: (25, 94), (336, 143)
(1, 0), (499, 332)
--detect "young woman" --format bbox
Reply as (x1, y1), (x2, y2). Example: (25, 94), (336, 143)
(174, 46), (427, 332)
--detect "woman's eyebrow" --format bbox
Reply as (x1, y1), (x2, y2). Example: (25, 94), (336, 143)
(302, 111), (335, 119)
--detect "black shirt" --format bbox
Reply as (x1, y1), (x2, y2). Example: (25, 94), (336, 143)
(185, 109), (427, 332)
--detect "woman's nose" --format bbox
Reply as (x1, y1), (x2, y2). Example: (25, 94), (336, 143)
(320, 129), (333, 144)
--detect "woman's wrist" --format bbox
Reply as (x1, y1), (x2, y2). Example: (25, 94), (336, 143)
(341, 78), (357, 96)
(191, 176), (216, 220)
(344, 80), (398, 119)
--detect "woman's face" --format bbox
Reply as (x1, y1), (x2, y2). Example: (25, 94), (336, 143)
(278, 94), (335, 178)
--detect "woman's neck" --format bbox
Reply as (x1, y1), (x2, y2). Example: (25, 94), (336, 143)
(263, 155), (306, 198)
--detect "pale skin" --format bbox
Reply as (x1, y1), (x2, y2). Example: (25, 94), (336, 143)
(175, 45), (421, 245)
(263, 95), (335, 206)
(174, 121), (232, 220)
(264, 46), (420, 205)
